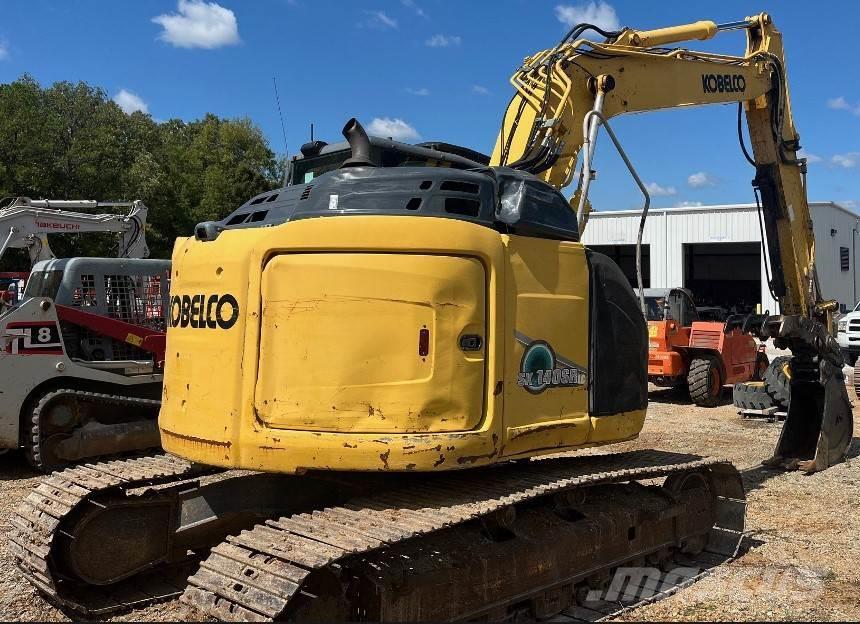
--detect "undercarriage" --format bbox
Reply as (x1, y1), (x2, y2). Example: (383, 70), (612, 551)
(10, 449), (745, 621)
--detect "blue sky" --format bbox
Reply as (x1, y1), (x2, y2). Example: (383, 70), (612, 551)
(1, 0), (858, 212)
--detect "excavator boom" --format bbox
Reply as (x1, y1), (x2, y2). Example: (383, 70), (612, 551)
(492, 13), (852, 471)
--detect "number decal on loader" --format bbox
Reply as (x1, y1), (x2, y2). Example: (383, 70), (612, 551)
(4, 322), (63, 355)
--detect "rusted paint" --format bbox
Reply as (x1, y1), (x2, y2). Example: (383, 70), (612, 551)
(433, 455), (446, 467)
(508, 421), (578, 441)
(343, 442), (357, 449)
(456, 448), (498, 465)
(160, 427), (231, 448)
(379, 449), (391, 470)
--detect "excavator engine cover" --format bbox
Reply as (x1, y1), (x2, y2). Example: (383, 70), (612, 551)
(160, 162), (648, 473)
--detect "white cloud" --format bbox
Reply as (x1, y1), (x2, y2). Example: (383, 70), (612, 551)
(405, 87), (430, 96)
(152, 0), (240, 49)
(798, 149), (822, 164)
(645, 182), (677, 197)
(359, 10), (398, 29)
(675, 201), (704, 208)
(425, 34), (461, 47)
(827, 96), (860, 115)
(687, 171), (717, 188)
(0, 41), (9, 61)
(472, 85), (490, 95)
(832, 152), (860, 169)
(367, 117), (420, 141)
(113, 89), (149, 115)
(401, 0), (427, 18)
(554, 2), (620, 32)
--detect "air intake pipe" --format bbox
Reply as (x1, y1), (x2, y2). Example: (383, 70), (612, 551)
(341, 118), (377, 167)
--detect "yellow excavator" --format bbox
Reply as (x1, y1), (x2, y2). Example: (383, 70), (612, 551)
(11, 13), (852, 621)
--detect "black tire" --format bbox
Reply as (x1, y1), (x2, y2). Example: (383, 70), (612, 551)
(763, 356), (791, 410)
(687, 356), (723, 407)
(733, 381), (775, 410)
(854, 357), (860, 400)
(752, 352), (770, 381)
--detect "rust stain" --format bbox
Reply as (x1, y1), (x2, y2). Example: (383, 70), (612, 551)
(508, 421), (577, 440)
(456, 448), (498, 465)
(160, 427), (231, 448)
(379, 449), (391, 470)
(343, 442), (357, 448)
(405, 463), (416, 470)
(433, 455), (446, 467)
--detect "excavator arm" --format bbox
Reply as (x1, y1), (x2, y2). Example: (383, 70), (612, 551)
(0, 197), (150, 266)
(491, 13), (853, 471)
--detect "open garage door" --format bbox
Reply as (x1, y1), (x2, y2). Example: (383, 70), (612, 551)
(587, 244), (650, 289)
(683, 242), (761, 320)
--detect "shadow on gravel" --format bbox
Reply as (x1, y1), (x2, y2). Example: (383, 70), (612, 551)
(740, 463), (785, 493)
(647, 386), (734, 407)
(740, 438), (859, 494)
(0, 450), (40, 482)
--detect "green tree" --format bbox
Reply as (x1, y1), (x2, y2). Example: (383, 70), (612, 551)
(0, 74), (279, 266)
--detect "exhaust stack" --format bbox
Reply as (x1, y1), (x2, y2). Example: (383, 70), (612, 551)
(341, 118), (376, 167)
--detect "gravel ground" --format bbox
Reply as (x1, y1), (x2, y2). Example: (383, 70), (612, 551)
(0, 385), (858, 622)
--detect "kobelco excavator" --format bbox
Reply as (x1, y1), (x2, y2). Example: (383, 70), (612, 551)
(11, 13), (852, 621)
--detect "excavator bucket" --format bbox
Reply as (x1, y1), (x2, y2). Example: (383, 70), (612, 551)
(769, 357), (854, 472)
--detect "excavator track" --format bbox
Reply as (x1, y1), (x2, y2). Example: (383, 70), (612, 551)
(183, 450), (745, 622)
(10, 450), (744, 620)
(9, 454), (214, 614)
(27, 389), (161, 471)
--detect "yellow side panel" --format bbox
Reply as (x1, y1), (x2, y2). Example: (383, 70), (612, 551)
(502, 235), (591, 456)
(255, 253), (486, 433)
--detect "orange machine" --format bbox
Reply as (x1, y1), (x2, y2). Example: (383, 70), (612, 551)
(645, 288), (767, 406)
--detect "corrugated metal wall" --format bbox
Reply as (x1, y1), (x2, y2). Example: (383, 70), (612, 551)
(582, 202), (860, 313)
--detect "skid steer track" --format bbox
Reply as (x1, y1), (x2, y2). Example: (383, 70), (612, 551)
(27, 389), (162, 472)
(183, 450), (745, 622)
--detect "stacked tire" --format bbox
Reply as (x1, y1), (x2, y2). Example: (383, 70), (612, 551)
(732, 352), (774, 410)
(763, 356), (791, 410)
(732, 381), (773, 410)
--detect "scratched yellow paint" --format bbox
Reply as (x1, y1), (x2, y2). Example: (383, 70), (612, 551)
(501, 235), (592, 456)
(255, 253), (486, 433)
(159, 215), (645, 474)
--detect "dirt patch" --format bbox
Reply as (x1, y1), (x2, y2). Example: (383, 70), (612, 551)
(1, 385), (858, 621)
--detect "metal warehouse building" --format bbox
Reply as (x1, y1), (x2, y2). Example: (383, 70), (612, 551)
(581, 202), (860, 316)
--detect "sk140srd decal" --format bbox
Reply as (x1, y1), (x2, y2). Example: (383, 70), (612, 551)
(515, 331), (587, 394)
(169, 294), (239, 329)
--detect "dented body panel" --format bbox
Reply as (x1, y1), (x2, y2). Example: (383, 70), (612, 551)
(160, 215), (645, 473)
